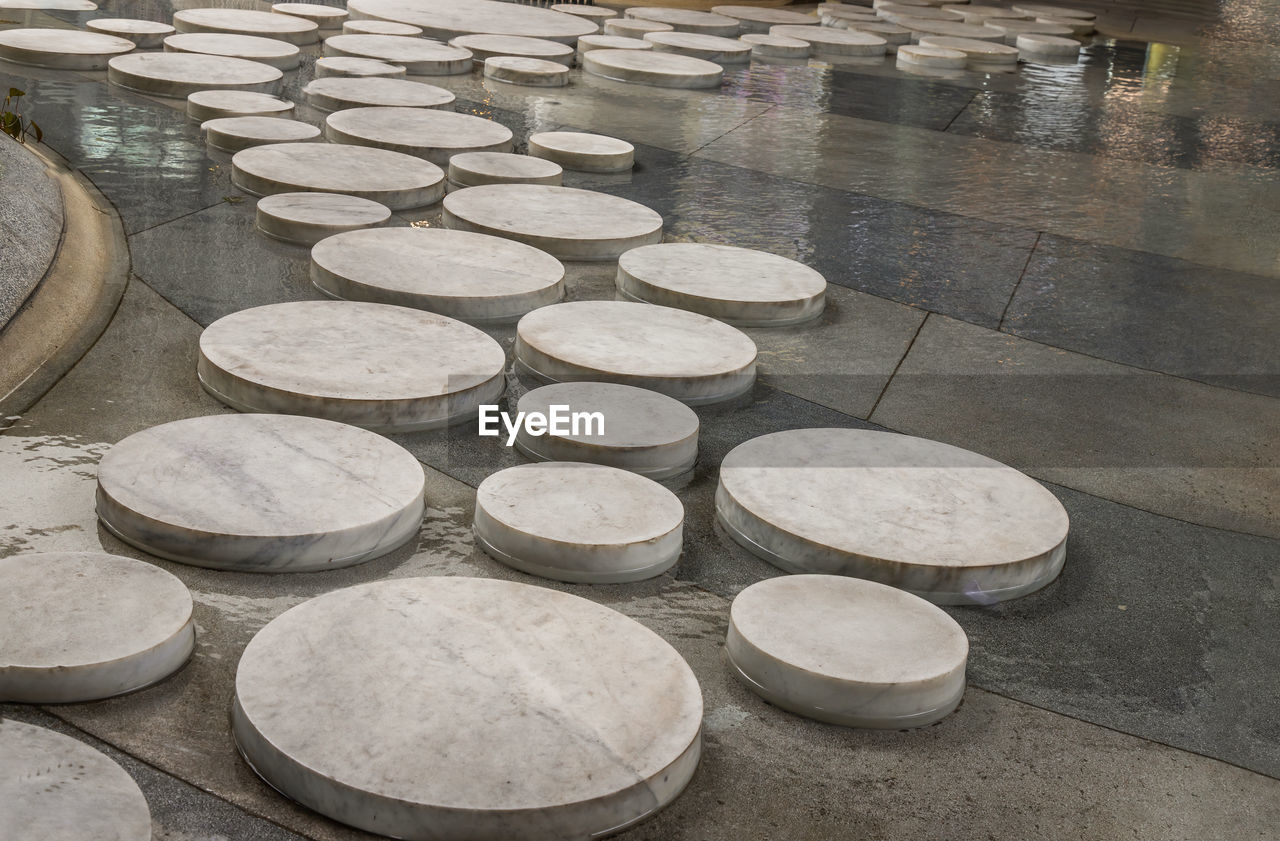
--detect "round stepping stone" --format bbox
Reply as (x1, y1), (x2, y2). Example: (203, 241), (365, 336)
(550, 3), (616, 26)
(256, 191), (391, 245)
(202, 116), (319, 152)
(1011, 3), (1094, 20)
(484, 55), (570, 87)
(716, 429), (1070, 603)
(164, 32), (301, 70)
(343, 18), (423, 35)
(582, 48), (723, 89)
(447, 151), (563, 189)
(982, 17), (1073, 42)
(311, 227), (564, 324)
(173, 8), (319, 45)
(819, 6), (879, 25)
(1036, 15), (1094, 34)
(877, 2), (962, 20)
(617, 242), (825, 326)
(233, 577), (702, 840)
(711, 5), (817, 32)
(187, 89), (294, 121)
(741, 33), (810, 58)
(529, 131), (633, 173)
(87, 18), (175, 49)
(303, 76), (454, 110)
(643, 31), (752, 63)
(625, 7), (741, 37)
(726, 575), (968, 728)
(272, 2), (348, 29)
(0, 552), (194, 703)
(945, 4), (1029, 21)
(346, 0), (597, 43)
(315, 56), (407, 77)
(198, 301), (506, 430)
(323, 35), (472, 74)
(0, 28), (134, 70)
(899, 18), (1006, 39)
(603, 17), (672, 38)
(844, 21), (912, 46)
(577, 34), (653, 58)
(769, 24), (887, 55)
(919, 34), (1018, 61)
(1, 721), (151, 841)
(897, 42), (967, 67)
(450, 33), (574, 64)
(108, 53), (282, 97)
(475, 463), (684, 583)
(514, 381), (699, 479)
(515, 300), (756, 404)
(444, 184), (662, 261)
(326, 107), (513, 165)
(1016, 31), (1080, 55)
(98, 414), (425, 570)
(233, 143), (444, 209)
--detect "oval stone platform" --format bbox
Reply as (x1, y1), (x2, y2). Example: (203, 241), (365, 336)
(626, 7), (741, 36)
(447, 151), (563, 189)
(769, 24), (886, 54)
(845, 21), (912, 47)
(97, 414), (426, 570)
(474, 462), (685, 583)
(256, 192), (391, 245)
(514, 381), (699, 478)
(877, 3), (962, 22)
(109, 53), (282, 98)
(550, 3), (616, 26)
(173, 7), (319, 44)
(198, 301), (506, 430)
(1016, 31), (1080, 55)
(603, 18), (672, 38)
(343, 18), (422, 35)
(529, 131), (634, 173)
(1035, 14), (1095, 34)
(323, 35), (473, 74)
(314, 56), (407, 78)
(711, 4), (817, 32)
(311, 227), (564, 323)
(187, 89), (294, 121)
(0, 28), (134, 70)
(272, 2), (348, 29)
(450, 33), (574, 64)
(483, 56), (570, 87)
(164, 33), (301, 71)
(1011, 2), (1095, 19)
(582, 48), (724, 89)
(514, 300), (757, 404)
(232, 577), (702, 840)
(577, 33), (654, 58)
(443, 184), (662, 261)
(232, 143), (445, 210)
(303, 77), (454, 110)
(0, 552), (194, 703)
(326, 107), (513, 165)
(982, 18), (1073, 42)
(87, 18), (175, 49)
(347, 0), (597, 43)
(897, 19), (1005, 40)
(726, 575), (968, 728)
(203, 116), (319, 152)
(918, 34), (1019, 62)
(741, 32), (811, 58)
(643, 31), (752, 63)
(897, 43), (967, 67)
(715, 428), (1070, 603)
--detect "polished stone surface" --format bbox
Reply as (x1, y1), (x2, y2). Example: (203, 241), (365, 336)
(0, 29), (134, 71)
(626, 7), (741, 37)
(550, 3), (615, 25)
(447, 151), (563, 188)
(1033, 14), (1093, 34)
(1015, 32), (1080, 55)
(198, 301), (506, 430)
(232, 577), (702, 839)
(1010, 3), (1094, 19)
(202, 116), (318, 152)
(86, 18), (174, 49)
(326, 106), (513, 164)
(603, 17), (673, 38)
(897, 42), (967, 67)
(918, 34), (1019, 61)
(474, 462), (685, 582)
(172, 8), (319, 45)
(322, 35), (472, 75)
(768, 24), (887, 55)
(163, 33), (301, 71)
(314, 55), (406, 78)
(449, 33), (574, 64)
(186, 89), (293, 121)
(256, 191), (391, 245)
(0, 552), (194, 703)
(982, 18), (1074, 43)
(108, 53), (282, 98)
(232, 142), (445, 210)
(740, 32), (810, 58)
(272, 3), (347, 29)
(342, 18), (422, 36)
(711, 5), (817, 32)
(842, 21), (912, 46)
(643, 31), (752, 63)
(483, 55), (570, 87)
(529, 130), (634, 172)
(578, 33), (653, 58)
(302, 76), (453, 110)
(582, 48), (724, 89)
(347, 0), (596, 43)
(878, 3), (964, 22)
(896, 18), (1006, 39)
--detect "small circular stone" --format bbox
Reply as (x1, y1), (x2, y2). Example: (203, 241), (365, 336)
(311, 227), (565, 324)
(946, 4), (1029, 21)
(326, 107), (514, 165)
(515, 300), (757, 404)
(897, 42), (967, 67)
(1016, 31), (1080, 54)
(87, 18), (175, 49)
(514, 381), (699, 479)
(314, 56), (407, 78)
(711, 5), (817, 32)
(450, 33), (574, 64)
(323, 35), (472, 74)
(919, 33), (1019, 60)
(343, 18), (423, 36)
(346, 0), (598, 43)
(577, 33), (653, 58)
(448, 151), (563, 188)
(483, 55), (571, 87)
(715, 429), (1070, 603)
(617, 242), (826, 326)
(896, 18), (1006, 39)
(198, 301), (507, 430)
(819, 6), (879, 25)
(1035, 15), (1094, 34)
(582, 48), (724, 89)
(726, 575), (968, 728)
(97, 414), (425, 570)
(187, 89), (294, 121)
(272, 2), (347, 29)
(202, 116), (319, 152)
(643, 31), (752, 63)
(603, 17), (673, 38)
(1011, 3), (1095, 20)
(0, 28), (134, 70)
(164, 33), (301, 71)
(877, 2), (962, 21)
(0, 721), (152, 841)
(303, 76), (454, 110)
(741, 33), (811, 58)
(443, 184), (663, 261)
(256, 191), (391, 245)
(551, 3), (616, 26)
(0, 552), (194, 703)
(529, 131), (634, 173)
(232, 577), (702, 839)
(625, 6), (741, 36)
(768, 24), (886, 54)
(232, 142), (445, 209)
(109, 53), (282, 98)
(173, 8), (319, 45)
(982, 17), (1073, 42)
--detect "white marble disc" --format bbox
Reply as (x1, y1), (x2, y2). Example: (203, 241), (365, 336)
(475, 463), (684, 583)
(983, 17), (1073, 42)
(302, 76), (454, 110)
(232, 142), (445, 210)
(897, 18), (1006, 39)
(918, 34), (1018, 60)
(514, 381), (699, 479)
(326, 107), (514, 165)
(1016, 31), (1080, 55)
(163, 32), (301, 70)
(346, 0), (597, 43)
(529, 131), (634, 173)
(603, 18), (672, 38)
(256, 191), (391, 245)
(740, 33), (811, 58)
(198, 301), (506, 430)
(108, 53), (282, 98)
(0, 720), (151, 841)
(233, 577), (702, 839)
(845, 21), (913, 45)
(97, 414), (425, 571)
(0, 29), (134, 70)
(616, 242), (826, 327)
(643, 31), (752, 63)
(820, 5), (880, 23)
(1011, 2), (1094, 19)
(0, 0), (95, 8)
(1034, 14), (1093, 33)
(447, 151), (563, 189)
(450, 33), (574, 64)
(625, 7), (741, 36)
(877, 3), (963, 21)
(550, 3), (616, 24)
(716, 429), (1070, 603)
(443, 184), (663, 261)
(768, 24), (886, 54)
(86, 18), (174, 49)
(173, 8), (319, 44)
(202, 116), (319, 152)
(581, 48), (724, 89)
(322, 34), (473, 74)
(0, 553), (194, 703)
(577, 34), (653, 58)
(947, 4), (1029, 21)
(272, 2), (347, 29)
(311, 227), (565, 323)
(897, 43), (967, 67)
(710, 5), (817, 32)
(515, 300), (756, 404)
(343, 18), (423, 36)
(726, 575), (968, 728)
(314, 55), (407, 77)
(483, 55), (571, 87)
(187, 89), (293, 121)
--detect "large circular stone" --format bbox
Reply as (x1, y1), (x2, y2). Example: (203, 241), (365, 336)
(163, 32), (301, 71)
(450, 33), (574, 64)
(982, 17), (1074, 42)
(0, 552), (194, 703)
(550, 3), (616, 25)
(0, 721), (151, 841)
(769, 24), (886, 54)
(897, 43), (967, 67)
(514, 381), (699, 479)
(1016, 31), (1081, 55)
(604, 17), (672, 38)
(529, 131), (634, 173)
(918, 34), (1019, 61)
(311, 227), (564, 324)
(443, 184), (662, 261)
(483, 56), (570, 87)
(845, 20), (913, 46)
(323, 34), (473, 74)
(97, 414), (425, 571)
(343, 18), (422, 35)
(625, 7), (741, 36)
(741, 33), (811, 58)
(232, 143), (444, 210)
(711, 5), (817, 32)
(643, 30), (752, 63)
(727, 575), (968, 727)
(577, 33), (654, 58)
(582, 48), (724, 88)
(272, 2), (348, 29)
(255, 191), (391, 245)
(716, 429), (1070, 603)
(877, 3), (963, 21)
(346, 0), (597, 43)
(202, 116), (319, 152)
(187, 89), (294, 121)
(198, 301), (506, 431)
(896, 18), (1006, 39)
(447, 151), (563, 189)
(1011, 3), (1095, 19)
(108, 53), (282, 98)
(233, 577), (702, 839)
(303, 76), (454, 111)
(0, 28), (134, 70)
(515, 300), (757, 404)
(326, 107), (513, 165)
(87, 18), (174, 49)
(315, 56), (406, 78)
(173, 8), (319, 44)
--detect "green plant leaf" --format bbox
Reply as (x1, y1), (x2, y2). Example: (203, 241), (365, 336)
(8, 88), (23, 98)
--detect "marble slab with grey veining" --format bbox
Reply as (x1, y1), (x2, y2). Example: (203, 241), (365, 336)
(740, 33), (811, 58)
(302, 76), (453, 111)
(576, 34), (653, 59)
(483, 56), (571, 87)
(447, 151), (562, 189)
(326, 106), (513, 165)
(529, 131), (634, 173)
(768, 24), (886, 54)
(625, 7), (741, 36)
(173, 8), (319, 45)
(231, 143), (445, 209)
(603, 18), (672, 38)
(449, 33), (574, 64)
(711, 4), (817, 33)
(256, 191), (391, 245)
(186, 89), (294, 121)
(322, 35), (473, 74)
(108, 53), (282, 98)
(87, 18), (175, 49)
(0, 29), (134, 70)
(643, 31), (752, 63)
(202, 116), (319, 153)
(343, 18), (422, 36)
(272, 2), (348, 29)
(163, 33), (301, 71)
(314, 56), (407, 78)
(581, 48), (724, 89)
(346, 0), (596, 43)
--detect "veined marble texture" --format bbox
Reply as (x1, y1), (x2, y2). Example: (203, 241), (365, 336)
(0, 552), (194, 702)
(449, 33), (574, 64)
(342, 19), (422, 36)
(173, 8), (319, 45)
(0, 29), (134, 70)
(325, 106), (514, 165)
(576, 34), (654, 59)
(256, 191), (391, 246)
(108, 53), (283, 98)
(1011, 3), (1095, 20)
(897, 44), (968, 68)
(314, 56), (407, 78)
(86, 19), (175, 49)
(715, 428), (1069, 604)
(186, 89), (293, 122)
(581, 49), (724, 90)
(322, 35), (473, 75)
(529, 131), (635, 173)
(272, 3), (348, 29)
(603, 18), (673, 39)
(483, 56), (571, 87)
(163, 33), (301, 71)
(1015, 32), (1081, 56)
(231, 143), (445, 210)
(233, 577), (702, 840)
(346, 0), (597, 43)
(625, 7), (742, 37)
(740, 33), (811, 59)
(710, 5), (817, 33)
(918, 34), (1020, 61)
(202, 117), (319, 153)
(447, 151), (563, 189)
(302, 77), (454, 111)
(642, 31), (752, 64)
(768, 24), (887, 55)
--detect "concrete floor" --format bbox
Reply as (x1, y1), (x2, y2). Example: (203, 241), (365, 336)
(2, 1), (1278, 839)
